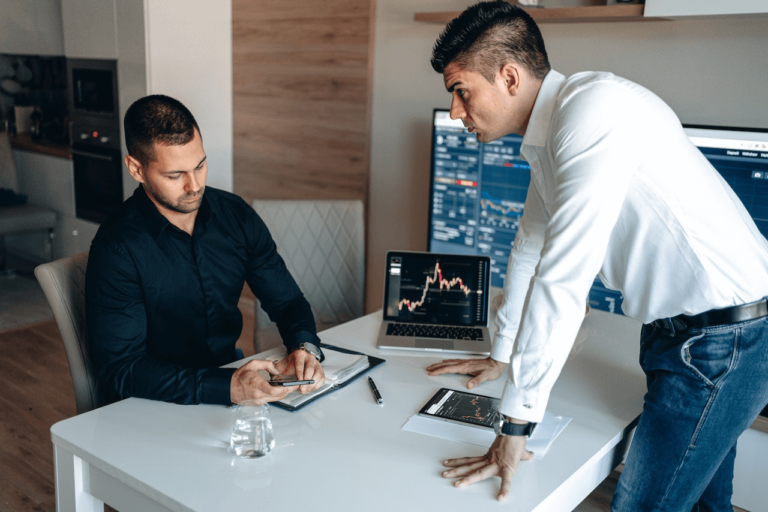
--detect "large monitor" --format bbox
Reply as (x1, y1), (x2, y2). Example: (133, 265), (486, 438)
(427, 108), (768, 315)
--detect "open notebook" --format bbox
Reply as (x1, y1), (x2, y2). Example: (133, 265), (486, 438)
(246, 345), (385, 411)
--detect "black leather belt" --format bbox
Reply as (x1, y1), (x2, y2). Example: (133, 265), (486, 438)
(652, 298), (768, 333)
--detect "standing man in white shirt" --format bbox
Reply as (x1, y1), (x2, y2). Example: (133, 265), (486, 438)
(424, 1), (768, 509)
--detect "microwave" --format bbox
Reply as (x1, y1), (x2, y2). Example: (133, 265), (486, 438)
(67, 58), (119, 121)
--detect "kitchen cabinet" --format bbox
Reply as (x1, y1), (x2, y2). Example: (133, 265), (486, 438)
(61, 0), (118, 59)
(9, 148), (98, 260)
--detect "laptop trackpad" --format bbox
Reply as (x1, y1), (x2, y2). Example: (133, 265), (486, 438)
(415, 338), (455, 350)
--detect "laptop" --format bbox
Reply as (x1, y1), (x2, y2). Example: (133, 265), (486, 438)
(376, 251), (492, 355)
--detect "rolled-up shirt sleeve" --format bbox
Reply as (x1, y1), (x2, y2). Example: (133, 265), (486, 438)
(244, 209), (320, 354)
(499, 82), (644, 423)
(87, 237), (235, 405)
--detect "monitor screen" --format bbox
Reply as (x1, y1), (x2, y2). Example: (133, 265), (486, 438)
(683, 125), (768, 240)
(426, 109), (768, 315)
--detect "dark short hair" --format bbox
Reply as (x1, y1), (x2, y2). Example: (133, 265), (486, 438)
(431, 1), (550, 82)
(123, 95), (200, 167)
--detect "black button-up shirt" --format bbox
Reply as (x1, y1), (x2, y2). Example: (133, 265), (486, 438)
(86, 185), (319, 405)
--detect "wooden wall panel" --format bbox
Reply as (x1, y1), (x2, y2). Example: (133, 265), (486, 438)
(232, 0), (374, 204)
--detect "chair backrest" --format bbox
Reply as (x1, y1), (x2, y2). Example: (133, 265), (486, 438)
(251, 200), (365, 349)
(35, 252), (104, 414)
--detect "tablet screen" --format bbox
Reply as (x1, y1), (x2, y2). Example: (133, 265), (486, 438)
(419, 388), (499, 429)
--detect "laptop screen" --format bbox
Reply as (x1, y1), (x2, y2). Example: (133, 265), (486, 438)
(383, 251), (490, 326)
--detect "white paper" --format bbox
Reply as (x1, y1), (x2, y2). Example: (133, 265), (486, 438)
(401, 410), (571, 460)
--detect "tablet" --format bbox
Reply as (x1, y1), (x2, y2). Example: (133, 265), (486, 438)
(418, 388), (499, 430)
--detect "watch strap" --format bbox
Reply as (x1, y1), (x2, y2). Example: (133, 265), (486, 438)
(500, 421), (535, 437)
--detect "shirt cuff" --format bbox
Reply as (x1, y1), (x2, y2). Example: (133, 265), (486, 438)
(198, 367), (237, 405)
(498, 377), (547, 424)
(491, 332), (515, 363)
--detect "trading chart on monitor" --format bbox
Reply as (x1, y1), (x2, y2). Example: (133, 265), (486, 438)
(427, 109), (623, 314)
(427, 110), (768, 316)
(384, 253), (488, 326)
(684, 125), (768, 240)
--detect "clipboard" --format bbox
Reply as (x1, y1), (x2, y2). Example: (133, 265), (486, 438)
(270, 344), (385, 412)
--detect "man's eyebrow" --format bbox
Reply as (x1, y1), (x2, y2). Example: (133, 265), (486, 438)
(447, 81), (462, 93)
(196, 155), (207, 168)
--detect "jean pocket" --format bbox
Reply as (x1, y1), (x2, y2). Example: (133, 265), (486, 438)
(679, 330), (736, 388)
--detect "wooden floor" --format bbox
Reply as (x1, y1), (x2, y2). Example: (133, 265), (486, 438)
(0, 319), (745, 511)
(0, 320), (74, 512)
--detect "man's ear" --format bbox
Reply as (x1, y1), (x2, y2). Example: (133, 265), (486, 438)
(125, 155), (145, 184)
(499, 63), (522, 97)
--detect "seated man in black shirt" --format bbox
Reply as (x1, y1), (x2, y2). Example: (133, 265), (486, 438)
(86, 94), (325, 406)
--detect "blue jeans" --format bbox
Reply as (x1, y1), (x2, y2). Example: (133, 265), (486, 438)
(612, 315), (768, 511)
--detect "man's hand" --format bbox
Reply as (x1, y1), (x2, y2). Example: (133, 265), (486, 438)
(441, 433), (534, 501)
(275, 348), (326, 394)
(230, 359), (295, 404)
(426, 357), (507, 389)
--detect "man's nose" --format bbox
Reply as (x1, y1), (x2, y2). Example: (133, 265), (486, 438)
(186, 172), (201, 193)
(449, 94), (466, 120)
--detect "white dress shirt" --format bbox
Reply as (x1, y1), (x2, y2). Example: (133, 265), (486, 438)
(493, 70), (768, 423)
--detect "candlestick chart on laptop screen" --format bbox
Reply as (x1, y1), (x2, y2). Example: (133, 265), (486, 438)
(383, 252), (489, 326)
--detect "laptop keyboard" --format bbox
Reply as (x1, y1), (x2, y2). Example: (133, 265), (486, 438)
(386, 323), (484, 341)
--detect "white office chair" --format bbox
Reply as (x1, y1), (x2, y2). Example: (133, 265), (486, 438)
(35, 252), (108, 414)
(0, 131), (56, 272)
(250, 200), (365, 352)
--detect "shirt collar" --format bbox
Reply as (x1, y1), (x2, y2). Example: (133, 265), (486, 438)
(521, 69), (566, 148)
(133, 185), (216, 240)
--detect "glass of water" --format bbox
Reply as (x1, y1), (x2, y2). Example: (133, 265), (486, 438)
(230, 400), (275, 458)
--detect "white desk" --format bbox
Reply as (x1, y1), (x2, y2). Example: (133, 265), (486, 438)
(51, 309), (645, 511)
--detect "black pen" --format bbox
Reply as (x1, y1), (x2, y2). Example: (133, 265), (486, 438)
(368, 377), (383, 405)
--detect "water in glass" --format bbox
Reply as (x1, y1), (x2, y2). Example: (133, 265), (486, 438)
(230, 401), (275, 458)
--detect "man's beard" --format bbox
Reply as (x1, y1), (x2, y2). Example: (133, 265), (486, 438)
(144, 181), (204, 214)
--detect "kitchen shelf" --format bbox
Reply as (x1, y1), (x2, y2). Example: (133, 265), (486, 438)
(414, 4), (669, 24)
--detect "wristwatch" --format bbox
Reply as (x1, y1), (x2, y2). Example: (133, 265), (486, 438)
(294, 342), (324, 363)
(493, 412), (537, 438)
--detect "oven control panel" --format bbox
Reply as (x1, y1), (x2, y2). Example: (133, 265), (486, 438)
(70, 118), (120, 151)
(73, 127), (119, 148)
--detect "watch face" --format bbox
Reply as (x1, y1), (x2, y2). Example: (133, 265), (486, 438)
(300, 342), (322, 360)
(493, 412), (503, 436)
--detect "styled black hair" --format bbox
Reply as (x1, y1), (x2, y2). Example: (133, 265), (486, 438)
(431, 1), (550, 82)
(123, 94), (200, 167)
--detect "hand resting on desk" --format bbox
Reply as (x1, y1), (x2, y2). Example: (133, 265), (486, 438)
(441, 431), (534, 501)
(230, 360), (295, 404)
(426, 357), (506, 389)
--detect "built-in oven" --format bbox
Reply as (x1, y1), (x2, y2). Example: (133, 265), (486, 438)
(67, 58), (123, 223)
(71, 144), (123, 223)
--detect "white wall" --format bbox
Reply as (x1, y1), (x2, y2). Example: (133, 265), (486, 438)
(144, 0), (233, 193)
(366, 1), (768, 311)
(0, 0), (64, 55)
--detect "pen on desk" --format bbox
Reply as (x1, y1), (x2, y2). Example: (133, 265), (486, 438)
(368, 377), (384, 405)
